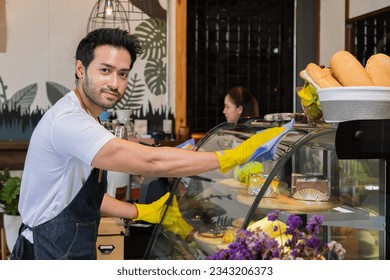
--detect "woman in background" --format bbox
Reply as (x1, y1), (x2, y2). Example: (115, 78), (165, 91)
(223, 86), (260, 124)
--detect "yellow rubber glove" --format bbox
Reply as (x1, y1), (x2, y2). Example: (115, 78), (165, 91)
(215, 126), (285, 173)
(134, 192), (179, 226)
(163, 195), (194, 240)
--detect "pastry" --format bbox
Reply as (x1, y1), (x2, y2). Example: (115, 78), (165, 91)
(247, 173), (280, 198)
(330, 50), (375, 86)
(222, 227), (239, 243)
(365, 53), (390, 86)
(292, 177), (330, 201)
(197, 225), (226, 238)
(233, 161), (263, 184)
(300, 63), (341, 89)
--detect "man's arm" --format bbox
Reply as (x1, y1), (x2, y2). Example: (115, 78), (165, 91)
(100, 193), (179, 226)
(93, 125), (286, 178)
(91, 138), (220, 178)
(100, 193), (138, 219)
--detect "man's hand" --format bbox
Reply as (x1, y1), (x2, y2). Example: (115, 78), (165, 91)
(163, 195), (194, 240)
(134, 192), (179, 225)
(215, 126), (285, 173)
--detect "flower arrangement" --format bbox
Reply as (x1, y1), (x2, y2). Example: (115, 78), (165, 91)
(297, 82), (323, 122)
(207, 210), (346, 260)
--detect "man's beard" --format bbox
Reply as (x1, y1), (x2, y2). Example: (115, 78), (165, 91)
(82, 74), (122, 109)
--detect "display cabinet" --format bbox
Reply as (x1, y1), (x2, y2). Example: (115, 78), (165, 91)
(139, 118), (388, 260)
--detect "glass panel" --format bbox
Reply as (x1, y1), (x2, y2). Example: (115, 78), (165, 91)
(144, 120), (386, 260)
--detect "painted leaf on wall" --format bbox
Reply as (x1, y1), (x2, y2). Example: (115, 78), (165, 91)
(0, 75), (7, 110)
(135, 18), (166, 60)
(115, 73), (145, 112)
(144, 59), (166, 96)
(135, 18), (167, 97)
(46, 81), (70, 106)
(8, 83), (37, 112)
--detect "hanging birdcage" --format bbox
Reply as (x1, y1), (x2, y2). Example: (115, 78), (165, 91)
(119, 0), (148, 22)
(87, 0), (130, 33)
(122, 0), (167, 21)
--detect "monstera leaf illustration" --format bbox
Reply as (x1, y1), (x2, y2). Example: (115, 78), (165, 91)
(46, 81), (70, 106)
(145, 59), (166, 96)
(135, 18), (166, 60)
(115, 73), (145, 111)
(8, 83), (37, 113)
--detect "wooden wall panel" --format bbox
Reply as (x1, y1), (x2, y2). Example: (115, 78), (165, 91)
(0, 0), (6, 52)
(0, 141), (28, 170)
(175, 0), (187, 136)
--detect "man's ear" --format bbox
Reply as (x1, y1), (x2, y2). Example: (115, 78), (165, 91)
(75, 60), (85, 79)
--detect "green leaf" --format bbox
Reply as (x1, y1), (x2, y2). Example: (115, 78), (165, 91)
(0, 175), (21, 215)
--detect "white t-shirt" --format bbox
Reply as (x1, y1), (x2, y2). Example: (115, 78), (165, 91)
(19, 91), (115, 233)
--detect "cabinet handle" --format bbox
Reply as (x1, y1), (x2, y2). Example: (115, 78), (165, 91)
(98, 244), (115, 254)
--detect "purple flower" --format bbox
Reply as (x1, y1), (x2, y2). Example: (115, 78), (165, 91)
(207, 212), (345, 260)
(305, 236), (322, 250)
(267, 210), (280, 222)
(236, 229), (253, 240)
(306, 215), (324, 234)
(286, 214), (303, 232)
(207, 249), (229, 260)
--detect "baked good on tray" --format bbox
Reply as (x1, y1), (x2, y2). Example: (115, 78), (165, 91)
(197, 224), (226, 238)
(247, 173), (280, 198)
(194, 225), (227, 247)
(292, 177), (330, 201)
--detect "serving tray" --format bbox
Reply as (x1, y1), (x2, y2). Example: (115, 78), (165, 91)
(237, 193), (342, 212)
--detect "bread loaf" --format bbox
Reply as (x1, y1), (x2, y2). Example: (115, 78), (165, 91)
(300, 63), (341, 89)
(365, 53), (390, 86)
(330, 51), (375, 86)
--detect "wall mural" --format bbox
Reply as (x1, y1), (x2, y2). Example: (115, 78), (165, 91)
(0, 75), (42, 140)
(0, 16), (172, 141)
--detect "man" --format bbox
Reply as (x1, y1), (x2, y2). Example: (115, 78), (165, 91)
(11, 28), (284, 259)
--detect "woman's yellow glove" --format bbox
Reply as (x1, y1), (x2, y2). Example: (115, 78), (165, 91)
(215, 126), (285, 173)
(134, 192), (179, 225)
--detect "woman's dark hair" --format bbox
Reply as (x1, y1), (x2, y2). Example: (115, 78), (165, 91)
(226, 86), (260, 117)
(75, 28), (143, 79)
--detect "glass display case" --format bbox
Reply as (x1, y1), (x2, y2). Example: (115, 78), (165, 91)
(138, 118), (389, 260)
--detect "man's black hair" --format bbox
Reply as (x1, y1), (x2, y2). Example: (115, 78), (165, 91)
(75, 28), (143, 80)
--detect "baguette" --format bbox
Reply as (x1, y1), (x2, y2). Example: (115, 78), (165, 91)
(365, 53), (390, 86)
(300, 63), (341, 89)
(330, 50), (375, 86)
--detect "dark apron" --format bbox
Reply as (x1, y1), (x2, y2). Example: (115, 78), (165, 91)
(11, 168), (107, 260)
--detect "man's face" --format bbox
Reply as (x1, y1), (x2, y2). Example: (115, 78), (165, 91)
(81, 45), (131, 109)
